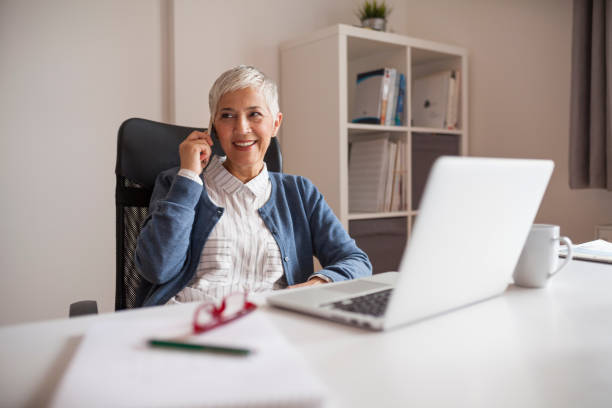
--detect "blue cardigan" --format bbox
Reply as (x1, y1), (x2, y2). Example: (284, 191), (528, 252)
(134, 168), (372, 306)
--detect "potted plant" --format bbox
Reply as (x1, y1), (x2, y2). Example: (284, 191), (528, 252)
(357, 0), (392, 32)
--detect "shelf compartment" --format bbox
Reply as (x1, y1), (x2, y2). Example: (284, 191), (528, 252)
(412, 47), (461, 66)
(411, 133), (460, 211)
(349, 217), (407, 274)
(347, 36), (405, 61)
(347, 37), (408, 126)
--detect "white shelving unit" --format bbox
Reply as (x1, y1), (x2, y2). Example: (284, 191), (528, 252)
(280, 24), (468, 271)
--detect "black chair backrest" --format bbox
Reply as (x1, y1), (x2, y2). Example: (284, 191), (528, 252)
(115, 117), (282, 310)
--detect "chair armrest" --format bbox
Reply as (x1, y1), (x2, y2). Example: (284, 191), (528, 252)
(69, 300), (99, 317)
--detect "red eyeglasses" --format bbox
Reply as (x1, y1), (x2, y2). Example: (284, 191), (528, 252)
(192, 292), (257, 334)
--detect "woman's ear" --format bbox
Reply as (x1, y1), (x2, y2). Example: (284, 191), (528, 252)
(272, 112), (283, 137)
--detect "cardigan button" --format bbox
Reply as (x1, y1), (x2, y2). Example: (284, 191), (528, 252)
(216, 209), (223, 215)
(284, 256), (289, 262)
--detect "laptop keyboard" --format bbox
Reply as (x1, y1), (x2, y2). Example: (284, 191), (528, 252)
(328, 289), (393, 317)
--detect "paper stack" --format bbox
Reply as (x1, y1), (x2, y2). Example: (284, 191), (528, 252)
(559, 239), (612, 264)
(51, 312), (326, 408)
(349, 134), (407, 213)
(412, 70), (461, 129)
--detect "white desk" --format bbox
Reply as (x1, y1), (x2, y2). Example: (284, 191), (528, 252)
(1, 260), (611, 408)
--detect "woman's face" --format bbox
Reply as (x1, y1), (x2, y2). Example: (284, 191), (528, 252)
(213, 87), (282, 182)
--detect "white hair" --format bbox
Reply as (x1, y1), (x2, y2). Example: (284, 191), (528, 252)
(208, 65), (280, 125)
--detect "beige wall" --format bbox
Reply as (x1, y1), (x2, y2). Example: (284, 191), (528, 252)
(0, 1), (165, 325)
(1, 0), (610, 325)
(171, 0), (408, 127)
(0, 0), (407, 325)
(173, 0), (611, 243)
(400, 0), (612, 242)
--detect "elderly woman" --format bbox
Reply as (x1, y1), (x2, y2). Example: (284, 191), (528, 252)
(135, 65), (371, 306)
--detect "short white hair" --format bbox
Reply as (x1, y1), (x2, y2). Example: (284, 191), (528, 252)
(208, 65), (280, 124)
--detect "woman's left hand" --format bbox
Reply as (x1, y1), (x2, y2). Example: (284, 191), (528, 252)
(288, 276), (328, 289)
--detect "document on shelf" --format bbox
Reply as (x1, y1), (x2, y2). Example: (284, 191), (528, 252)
(51, 311), (326, 408)
(559, 239), (612, 264)
(411, 70), (453, 129)
(349, 135), (390, 212)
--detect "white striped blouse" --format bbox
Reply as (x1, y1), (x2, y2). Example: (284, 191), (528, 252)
(167, 156), (286, 304)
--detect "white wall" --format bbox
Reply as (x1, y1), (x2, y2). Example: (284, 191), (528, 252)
(172, 0), (611, 242)
(0, 1), (165, 325)
(1, 0), (610, 325)
(0, 0), (407, 325)
(171, 0), (408, 127)
(399, 0), (612, 242)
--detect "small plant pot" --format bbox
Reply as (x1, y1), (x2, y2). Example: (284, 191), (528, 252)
(361, 17), (387, 31)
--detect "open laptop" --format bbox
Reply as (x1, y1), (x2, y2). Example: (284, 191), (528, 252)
(268, 156), (554, 331)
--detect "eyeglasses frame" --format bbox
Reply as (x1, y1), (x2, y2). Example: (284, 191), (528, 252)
(192, 292), (257, 334)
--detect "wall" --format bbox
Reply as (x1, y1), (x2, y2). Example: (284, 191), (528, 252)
(172, 0), (611, 244)
(400, 0), (612, 242)
(1, 0), (610, 325)
(0, 1), (165, 325)
(0, 0), (407, 325)
(171, 0), (408, 127)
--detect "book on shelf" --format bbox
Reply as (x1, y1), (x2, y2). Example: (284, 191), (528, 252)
(383, 69), (397, 126)
(412, 70), (460, 129)
(390, 139), (406, 211)
(379, 68), (395, 125)
(352, 68), (385, 124)
(348, 134), (407, 213)
(384, 140), (397, 210)
(445, 70), (461, 130)
(349, 135), (389, 212)
(352, 67), (404, 126)
(394, 74), (406, 126)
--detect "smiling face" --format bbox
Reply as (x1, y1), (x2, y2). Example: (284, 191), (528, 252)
(213, 86), (282, 183)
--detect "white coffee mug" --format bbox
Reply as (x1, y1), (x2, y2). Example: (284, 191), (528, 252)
(513, 224), (573, 288)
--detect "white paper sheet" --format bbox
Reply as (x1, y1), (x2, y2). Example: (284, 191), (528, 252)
(51, 311), (326, 408)
(559, 239), (612, 263)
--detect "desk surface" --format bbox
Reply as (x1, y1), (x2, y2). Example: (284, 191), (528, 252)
(1, 260), (611, 408)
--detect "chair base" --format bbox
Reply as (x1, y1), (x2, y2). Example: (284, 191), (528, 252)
(69, 300), (98, 317)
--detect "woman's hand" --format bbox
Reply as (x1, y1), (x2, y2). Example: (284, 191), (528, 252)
(179, 130), (214, 174)
(288, 276), (328, 289)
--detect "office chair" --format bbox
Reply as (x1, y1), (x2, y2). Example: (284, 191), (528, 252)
(69, 117), (282, 317)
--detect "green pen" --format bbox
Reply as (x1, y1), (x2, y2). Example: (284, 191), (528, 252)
(148, 339), (252, 356)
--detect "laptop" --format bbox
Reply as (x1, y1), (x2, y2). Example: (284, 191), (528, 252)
(267, 156), (554, 331)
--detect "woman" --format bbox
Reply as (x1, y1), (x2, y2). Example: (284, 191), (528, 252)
(135, 65), (371, 306)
